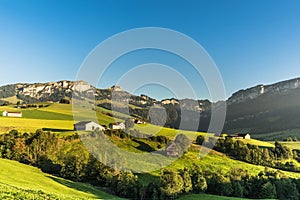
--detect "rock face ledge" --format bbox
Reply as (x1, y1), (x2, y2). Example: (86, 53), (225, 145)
(228, 78), (300, 105)
(1, 77), (300, 109)
(0, 80), (94, 103)
(17, 80), (92, 98)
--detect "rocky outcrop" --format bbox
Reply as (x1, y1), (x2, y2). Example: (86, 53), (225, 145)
(161, 98), (179, 105)
(228, 78), (300, 105)
(0, 80), (94, 103)
(161, 98), (211, 112)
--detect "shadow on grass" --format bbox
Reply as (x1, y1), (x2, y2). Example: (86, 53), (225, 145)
(42, 128), (73, 132)
(46, 175), (112, 198)
(133, 139), (156, 152)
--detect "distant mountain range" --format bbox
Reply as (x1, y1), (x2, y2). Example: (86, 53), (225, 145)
(1, 78), (300, 140)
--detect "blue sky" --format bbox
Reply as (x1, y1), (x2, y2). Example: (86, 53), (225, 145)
(0, 0), (300, 100)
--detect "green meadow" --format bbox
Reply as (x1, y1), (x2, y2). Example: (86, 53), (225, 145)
(0, 159), (122, 199)
(280, 141), (300, 150)
(0, 104), (204, 140)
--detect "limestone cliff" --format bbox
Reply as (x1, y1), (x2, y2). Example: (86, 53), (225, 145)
(228, 78), (300, 105)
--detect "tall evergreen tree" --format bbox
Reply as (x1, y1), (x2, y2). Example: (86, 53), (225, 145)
(259, 182), (276, 199)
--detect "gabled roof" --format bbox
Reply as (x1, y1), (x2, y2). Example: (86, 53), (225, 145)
(166, 142), (178, 151)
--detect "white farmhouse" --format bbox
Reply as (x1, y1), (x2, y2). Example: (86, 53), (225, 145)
(2, 111), (22, 118)
(134, 119), (146, 124)
(109, 122), (125, 130)
(74, 121), (105, 131)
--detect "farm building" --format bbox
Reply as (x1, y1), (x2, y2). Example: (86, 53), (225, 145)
(109, 122), (125, 130)
(74, 121), (105, 131)
(165, 142), (179, 157)
(226, 133), (251, 140)
(134, 119), (146, 124)
(238, 133), (251, 139)
(2, 111), (22, 118)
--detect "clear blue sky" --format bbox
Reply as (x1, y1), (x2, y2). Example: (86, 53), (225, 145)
(0, 0), (300, 100)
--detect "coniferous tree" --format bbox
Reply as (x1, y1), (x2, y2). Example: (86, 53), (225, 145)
(259, 182), (276, 199)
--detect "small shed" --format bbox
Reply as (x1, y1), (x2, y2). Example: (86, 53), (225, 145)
(109, 122), (125, 130)
(134, 119), (146, 124)
(165, 142), (179, 157)
(226, 133), (251, 140)
(2, 111), (22, 118)
(237, 133), (251, 139)
(74, 121), (105, 131)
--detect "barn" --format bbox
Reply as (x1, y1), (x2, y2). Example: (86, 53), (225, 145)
(108, 122), (125, 130)
(2, 111), (22, 118)
(74, 121), (105, 131)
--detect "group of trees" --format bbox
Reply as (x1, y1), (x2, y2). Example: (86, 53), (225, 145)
(285, 136), (298, 142)
(0, 130), (140, 198)
(19, 103), (50, 108)
(0, 100), (9, 106)
(206, 167), (300, 199)
(103, 128), (170, 146)
(144, 165), (300, 200)
(158, 166), (207, 199)
(196, 136), (300, 172)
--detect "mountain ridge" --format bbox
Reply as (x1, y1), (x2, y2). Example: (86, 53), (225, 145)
(228, 77), (300, 105)
(1, 77), (300, 139)
(1, 77), (300, 104)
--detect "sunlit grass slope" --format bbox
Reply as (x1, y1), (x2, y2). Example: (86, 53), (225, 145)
(0, 104), (206, 140)
(0, 158), (122, 199)
(280, 142), (300, 150)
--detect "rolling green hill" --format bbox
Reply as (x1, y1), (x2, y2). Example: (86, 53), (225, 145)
(0, 103), (205, 139)
(279, 142), (300, 150)
(0, 158), (122, 199)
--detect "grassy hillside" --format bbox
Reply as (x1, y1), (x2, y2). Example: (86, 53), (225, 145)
(254, 129), (300, 141)
(0, 103), (298, 175)
(231, 138), (274, 148)
(0, 104), (206, 140)
(0, 158), (122, 199)
(137, 144), (300, 185)
(280, 141), (300, 150)
(0, 104), (114, 134)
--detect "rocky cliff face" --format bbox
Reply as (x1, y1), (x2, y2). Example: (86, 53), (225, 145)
(228, 78), (300, 105)
(0, 80), (94, 103)
(17, 80), (92, 98)
(0, 80), (157, 105)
